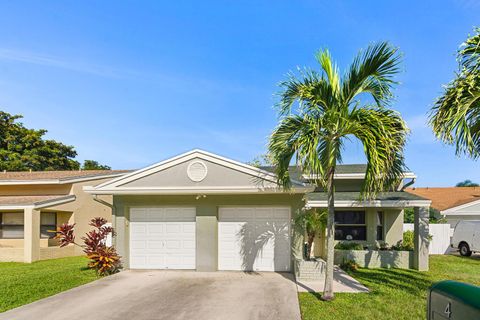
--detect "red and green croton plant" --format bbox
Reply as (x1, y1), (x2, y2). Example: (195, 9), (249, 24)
(56, 217), (122, 276)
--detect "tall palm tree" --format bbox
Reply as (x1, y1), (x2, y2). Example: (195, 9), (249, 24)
(430, 28), (480, 158)
(268, 42), (408, 301)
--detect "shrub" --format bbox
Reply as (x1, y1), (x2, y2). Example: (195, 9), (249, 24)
(56, 217), (122, 276)
(340, 259), (359, 272)
(335, 242), (364, 250)
(392, 230), (414, 251)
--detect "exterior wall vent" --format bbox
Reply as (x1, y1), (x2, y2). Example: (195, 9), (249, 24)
(187, 160), (208, 182)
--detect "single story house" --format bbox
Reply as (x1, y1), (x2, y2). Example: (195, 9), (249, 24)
(0, 170), (130, 262)
(85, 149), (431, 272)
(407, 187), (480, 228)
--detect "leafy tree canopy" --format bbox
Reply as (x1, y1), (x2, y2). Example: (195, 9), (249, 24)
(81, 160), (111, 170)
(246, 153), (273, 167)
(0, 111), (109, 171)
(455, 179), (479, 187)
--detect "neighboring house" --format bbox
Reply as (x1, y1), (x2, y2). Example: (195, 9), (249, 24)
(407, 187), (480, 228)
(85, 149), (431, 272)
(0, 170), (130, 263)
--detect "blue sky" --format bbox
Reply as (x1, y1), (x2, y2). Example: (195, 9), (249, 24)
(0, 1), (478, 186)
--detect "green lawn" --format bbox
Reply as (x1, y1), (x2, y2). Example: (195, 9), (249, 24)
(299, 255), (480, 320)
(0, 256), (98, 312)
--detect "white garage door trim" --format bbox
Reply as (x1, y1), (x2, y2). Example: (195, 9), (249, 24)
(129, 207), (196, 269)
(218, 206), (291, 272)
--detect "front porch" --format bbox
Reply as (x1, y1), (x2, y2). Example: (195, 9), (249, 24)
(303, 191), (431, 271)
(0, 195), (77, 262)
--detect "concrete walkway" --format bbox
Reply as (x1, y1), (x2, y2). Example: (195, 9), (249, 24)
(0, 270), (301, 320)
(296, 266), (369, 293)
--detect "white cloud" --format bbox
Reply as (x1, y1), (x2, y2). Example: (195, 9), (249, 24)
(0, 48), (133, 78)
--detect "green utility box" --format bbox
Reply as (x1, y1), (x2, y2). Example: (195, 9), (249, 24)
(428, 280), (480, 319)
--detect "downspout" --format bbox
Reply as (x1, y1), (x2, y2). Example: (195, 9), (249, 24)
(401, 178), (416, 191)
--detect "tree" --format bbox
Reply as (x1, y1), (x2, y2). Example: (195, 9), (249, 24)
(294, 209), (326, 260)
(430, 28), (480, 158)
(0, 111), (110, 171)
(82, 160), (111, 170)
(246, 153), (273, 167)
(268, 42), (408, 300)
(455, 179), (479, 187)
(0, 111), (79, 171)
(404, 207), (445, 224)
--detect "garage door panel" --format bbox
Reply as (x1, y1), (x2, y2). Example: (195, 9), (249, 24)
(148, 240), (164, 249)
(130, 240), (147, 250)
(130, 207), (196, 270)
(218, 207), (291, 272)
(147, 224), (165, 234)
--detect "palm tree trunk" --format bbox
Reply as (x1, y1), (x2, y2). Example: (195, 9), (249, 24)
(306, 233), (315, 260)
(322, 166), (335, 301)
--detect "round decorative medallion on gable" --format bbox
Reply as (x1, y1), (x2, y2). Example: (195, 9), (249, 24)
(187, 161), (208, 182)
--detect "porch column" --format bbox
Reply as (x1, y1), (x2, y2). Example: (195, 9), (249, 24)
(24, 207), (41, 263)
(413, 206), (429, 271)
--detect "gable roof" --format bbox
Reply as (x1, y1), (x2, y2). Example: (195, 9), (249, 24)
(85, 149), (308, 195)
(0, 170), (131, 185)
(406, 187), (480, 211)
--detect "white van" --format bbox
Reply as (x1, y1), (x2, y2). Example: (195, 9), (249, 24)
(451, 220), (480, 256)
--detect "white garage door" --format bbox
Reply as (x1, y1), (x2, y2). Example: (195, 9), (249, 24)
(218, 207), (291, 272)
(129, 207), (196, 269)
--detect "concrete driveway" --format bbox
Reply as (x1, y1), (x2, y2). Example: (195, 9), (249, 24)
(0, 270), (301, 320)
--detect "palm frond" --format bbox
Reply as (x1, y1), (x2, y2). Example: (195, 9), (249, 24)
(316, 49), (341, 94)
(347, 107), (409, 198)
(459, 27), (480, 75)
(430, 73), (480, 158)
(342, 42), (401, 107)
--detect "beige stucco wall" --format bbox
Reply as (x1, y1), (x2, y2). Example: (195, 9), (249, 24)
(0, 176), (116, 260)
(112, 193), (305, 270)
(49, 178), (114, 255)
(0, 238), (54, 248)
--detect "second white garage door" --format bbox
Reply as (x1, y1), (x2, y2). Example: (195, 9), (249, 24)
(218, 207), (291, 272)
(129, 207), (196, 269)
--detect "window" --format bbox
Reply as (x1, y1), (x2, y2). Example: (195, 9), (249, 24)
(0, 212), (24, 239)
(41, 212), (57, 239)
(334, 210), (366, 241)
(376, 211), (384, 241)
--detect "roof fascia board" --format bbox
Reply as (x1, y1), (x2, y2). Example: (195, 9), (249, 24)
(306, 199), (431, 208)
(34, 195), (76, 209)
(440, 199), (480, 214)
(84, 186), (310, 195)
(303, 172), (417, 180)
(0, 173), (127, 186)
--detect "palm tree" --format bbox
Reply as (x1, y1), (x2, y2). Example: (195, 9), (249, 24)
(430, 28), (480, 158)
(294, 209), (326, 260)
(268, 42), (408, 301)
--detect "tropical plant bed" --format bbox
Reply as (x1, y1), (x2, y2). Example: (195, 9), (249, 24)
(299, 255), (480, 320)
(0, 256), (98, 313)
(335, 249), (413, 269)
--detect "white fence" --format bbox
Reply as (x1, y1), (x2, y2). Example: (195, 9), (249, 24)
(403, 223), (453, 254)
